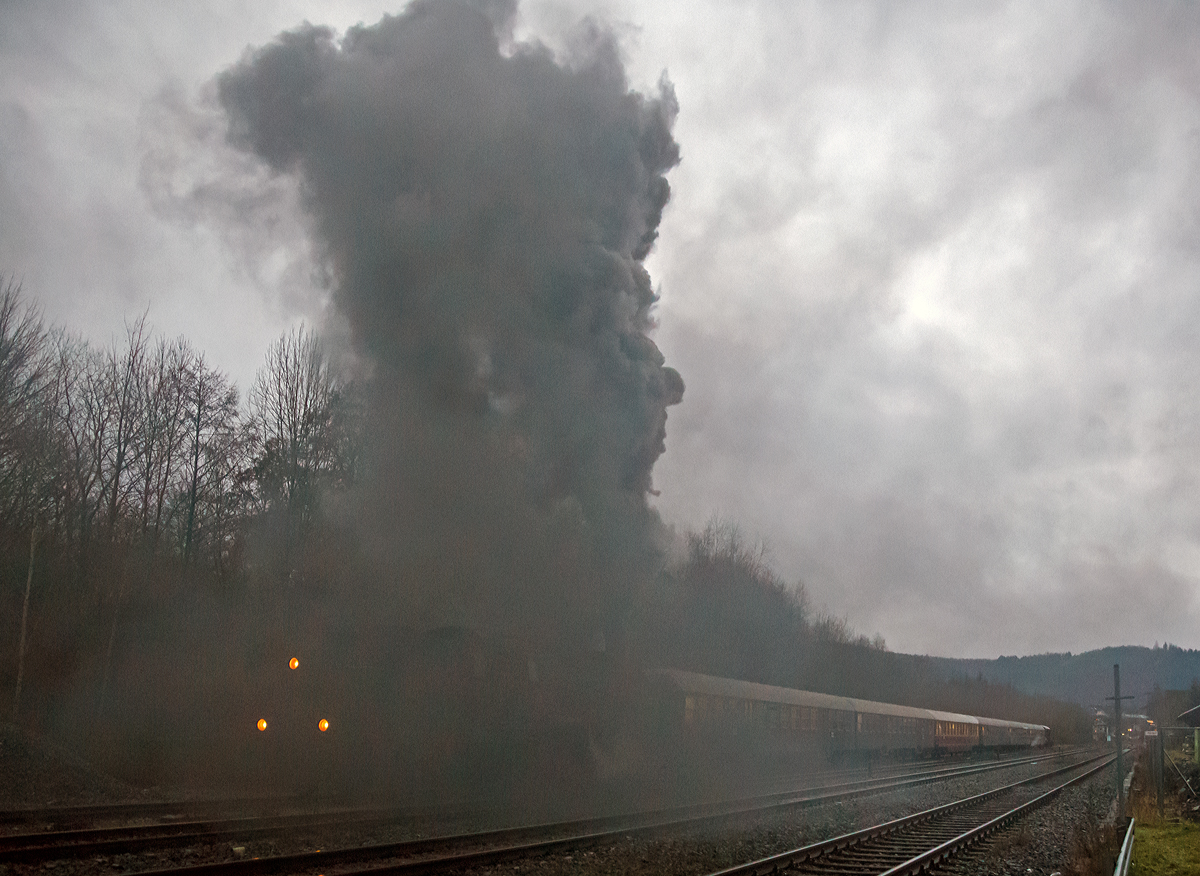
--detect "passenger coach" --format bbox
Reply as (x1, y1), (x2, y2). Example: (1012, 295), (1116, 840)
(654, 668), (1047, 759)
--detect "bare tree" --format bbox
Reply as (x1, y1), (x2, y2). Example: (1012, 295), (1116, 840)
(131, 338), (194, 551)
(56, 337), (111, 585)
(248, 326), (340, 579)
(180, 354), (242, 571)
(100, 318), (149, 541)
(0, 279), (51, 528)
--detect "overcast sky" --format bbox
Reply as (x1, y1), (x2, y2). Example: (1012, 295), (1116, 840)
(4, 0), (1200, 658)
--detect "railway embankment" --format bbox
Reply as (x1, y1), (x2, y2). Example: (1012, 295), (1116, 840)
(0, 723), (144, 810)
(1125, 735), (1200, 874)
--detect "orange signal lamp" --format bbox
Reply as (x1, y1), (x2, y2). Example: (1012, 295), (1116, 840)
(289, 657), (299, 669)
(318, 719), (329, 732)
(257, 719), (268, 731)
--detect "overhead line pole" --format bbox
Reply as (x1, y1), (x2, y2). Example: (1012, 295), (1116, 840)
(1106, 663), (1135, 818)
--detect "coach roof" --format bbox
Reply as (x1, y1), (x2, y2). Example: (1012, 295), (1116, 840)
(655, 668), (1047, 732)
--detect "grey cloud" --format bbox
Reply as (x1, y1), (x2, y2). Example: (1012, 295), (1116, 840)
(647, 1), (1200, 656)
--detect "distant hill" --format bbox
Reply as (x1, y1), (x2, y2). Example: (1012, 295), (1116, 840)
(924, 645), (1200, 711)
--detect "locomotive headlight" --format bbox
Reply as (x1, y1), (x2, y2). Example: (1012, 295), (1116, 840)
(289, 657), (299, 670)
(318, 719), (329, 732)
(257, 719), (268, 731)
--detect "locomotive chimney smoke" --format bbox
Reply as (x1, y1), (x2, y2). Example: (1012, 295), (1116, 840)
(218, 0), (683, 642)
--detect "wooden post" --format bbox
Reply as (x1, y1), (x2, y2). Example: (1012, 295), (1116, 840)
(11, 526), (36, 723)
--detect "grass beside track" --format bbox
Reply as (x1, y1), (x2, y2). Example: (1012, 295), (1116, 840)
(1130, 821), (1200, 875)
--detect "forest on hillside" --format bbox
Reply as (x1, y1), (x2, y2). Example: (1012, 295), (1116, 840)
(631, 522), (1093, 744)
(925, 645), (1200, 711)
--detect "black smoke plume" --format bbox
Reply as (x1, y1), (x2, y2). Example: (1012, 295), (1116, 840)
(218, 0), (683, 646)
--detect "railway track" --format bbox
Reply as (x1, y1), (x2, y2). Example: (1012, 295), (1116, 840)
(0, 795), (364, 833)
(0, 747), (1093, 875)
(708, 752), (1116, 875)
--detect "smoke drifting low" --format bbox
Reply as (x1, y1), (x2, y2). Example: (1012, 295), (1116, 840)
(218, 0), (683, 643)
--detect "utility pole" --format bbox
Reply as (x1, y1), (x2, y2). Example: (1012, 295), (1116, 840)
(1106, 663), (1135, 817)
(11, 526), (36, 723)
(1158, 727), (1165, 820)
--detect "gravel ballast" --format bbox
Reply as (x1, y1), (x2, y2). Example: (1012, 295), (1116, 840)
(0, 748), (1115, 876)
(443, 754), (1115, 876)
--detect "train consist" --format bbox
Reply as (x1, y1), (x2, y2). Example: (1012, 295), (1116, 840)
(652, 667), (1048, 759)
(241, 630), (1049, 799)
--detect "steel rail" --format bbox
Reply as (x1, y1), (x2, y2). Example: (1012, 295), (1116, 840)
(117, 751), (1102, 876)
(0, 806), (455, 863)
(707, 753), (1113, 875)
(0, 747), (1072, 866)
(875, 756), (1113, 875)
(0, 796), (332, 830)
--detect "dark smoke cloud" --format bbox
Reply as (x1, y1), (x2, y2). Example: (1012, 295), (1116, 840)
(218, 0), (683, 643)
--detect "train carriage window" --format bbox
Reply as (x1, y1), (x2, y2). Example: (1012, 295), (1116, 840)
(832, 710), (852, 732)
